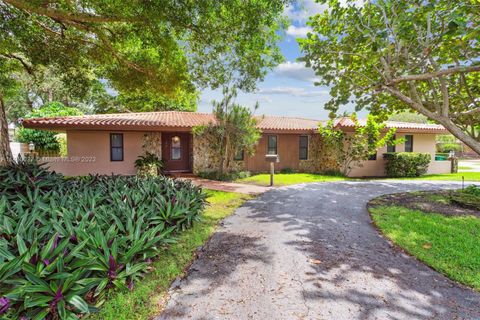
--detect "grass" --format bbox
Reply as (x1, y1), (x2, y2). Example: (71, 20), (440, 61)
(425, 193), (450, 204)
(370, 205), (480, 291)
(393, 171), (480, 182)
(236, 171), (480, 187)
(237, 173), (348, 186)
(459, 166), (474, 170)
(90, 190), (252, 320)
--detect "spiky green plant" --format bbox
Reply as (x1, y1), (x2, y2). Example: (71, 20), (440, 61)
(0, 160), (207, 319)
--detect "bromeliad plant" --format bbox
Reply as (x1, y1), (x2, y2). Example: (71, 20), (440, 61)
(134, 152), (164, 177)
(0, 160), (207, 319)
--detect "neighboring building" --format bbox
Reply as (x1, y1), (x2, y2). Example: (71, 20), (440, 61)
(460, 142), (480, 159)
(8, 123), (29, 160)
(21, 111), (451, 177)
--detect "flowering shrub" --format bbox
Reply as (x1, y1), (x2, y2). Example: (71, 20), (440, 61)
(0, 160), (207, 319)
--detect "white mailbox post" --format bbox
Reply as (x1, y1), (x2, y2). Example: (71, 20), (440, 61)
(265, 154), (279, 186)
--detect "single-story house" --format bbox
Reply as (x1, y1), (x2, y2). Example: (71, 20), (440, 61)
(21, 111), (451, 177)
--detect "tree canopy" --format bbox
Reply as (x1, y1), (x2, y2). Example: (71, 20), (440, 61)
(0, 0), (289, 165)
(16, 102), (83, 152)
(1, 0), (287, 94)
(3, 65), (110, 123)
(300, 0), (480, 154)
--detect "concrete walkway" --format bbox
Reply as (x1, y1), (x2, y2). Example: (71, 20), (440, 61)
(156, 181), (480, 320)
(459, 159), (480, 172)
(178, 176), (270, 195)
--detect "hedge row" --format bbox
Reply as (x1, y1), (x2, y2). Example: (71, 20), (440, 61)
(0, 159), (207, 319)
(384, 152), (431, 177)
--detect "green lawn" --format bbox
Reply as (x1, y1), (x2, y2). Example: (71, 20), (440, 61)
(91, 190), (252, 320)
(236, 171), (480, 187)
(370, 205), (480, 291)
(393, 171), (480, 182)
(237, 173), (348, 186)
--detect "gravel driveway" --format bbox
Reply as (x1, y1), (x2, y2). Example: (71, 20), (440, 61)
(156, 181), (480, 320)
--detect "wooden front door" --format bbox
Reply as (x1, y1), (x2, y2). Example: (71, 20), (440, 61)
(162, 133), (191, 172)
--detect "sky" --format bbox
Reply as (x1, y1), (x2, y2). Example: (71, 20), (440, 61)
(197, 0), (365, 120)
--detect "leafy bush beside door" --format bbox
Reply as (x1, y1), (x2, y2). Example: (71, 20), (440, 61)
(135, 152), (164, 177)
(0, 160), (206, 319)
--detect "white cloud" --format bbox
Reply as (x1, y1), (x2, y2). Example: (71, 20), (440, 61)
(256, 96), (273, 103)
(286, 25), (312, 38)
(274, 61), (318, 82)
(284, 0), (327, 23)
(258, 86), (328, 97)
(284, 0), (364, 23)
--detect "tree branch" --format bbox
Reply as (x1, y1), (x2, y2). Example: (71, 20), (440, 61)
(380, 85), (438, 120)
(3, 0), (135, 24)
(454, 106), (480, 118)
(1, 53), (34, 74)
(387, 65), (480, 84)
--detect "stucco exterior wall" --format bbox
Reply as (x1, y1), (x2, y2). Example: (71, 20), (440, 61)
(348, 133), (451, 177)
(245, 134), (302, 172)
(192, 133), (322, 174)
(41, 129), (450, 177)
(44, 130), (145, 176)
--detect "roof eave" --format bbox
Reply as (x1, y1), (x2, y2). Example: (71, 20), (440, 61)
(337, 125), (447, 134)
(22, 122), (193, 132)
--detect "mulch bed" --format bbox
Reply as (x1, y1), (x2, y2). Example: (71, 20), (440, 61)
(369, 190), (480, 218)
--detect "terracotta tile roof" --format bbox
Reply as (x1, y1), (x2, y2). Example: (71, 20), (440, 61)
(21, 112), (215, 130)
(334, 117), (447, 133)
(21, 111), (322, 132)
(21, 112), (446, 133)
(255, 116), (321, 131)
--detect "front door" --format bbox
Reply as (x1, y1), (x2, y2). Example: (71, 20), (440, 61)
(162, 133), (191, 172)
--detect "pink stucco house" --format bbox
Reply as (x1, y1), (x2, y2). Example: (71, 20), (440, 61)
(21, 111), (451, 177)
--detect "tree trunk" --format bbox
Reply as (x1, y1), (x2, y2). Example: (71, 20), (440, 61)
(382, 85), (480, 156)
(0, 95), (14, 166)
(434, 115), (480, 156)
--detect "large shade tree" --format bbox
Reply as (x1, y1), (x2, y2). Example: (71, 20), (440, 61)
(0, 0), (288, 165)
(300, 0), (480, 154)
(3, 64), (115, 123)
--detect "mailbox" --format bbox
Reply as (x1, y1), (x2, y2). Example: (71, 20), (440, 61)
(265, 154), (279, 187)
(265, 154), (279, 163)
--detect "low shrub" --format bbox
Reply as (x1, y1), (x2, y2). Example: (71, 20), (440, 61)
(279, 168), (295, 174)
(464, 185), (480, 197)
(0, 160), (207, 319)
(198, 170), (250, 181)
(450, 185), (480, 211)
(134, 152), (164, 177)
(384, 152), (431, 177)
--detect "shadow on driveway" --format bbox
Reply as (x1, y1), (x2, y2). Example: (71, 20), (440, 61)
(157, 181), (480, 320)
